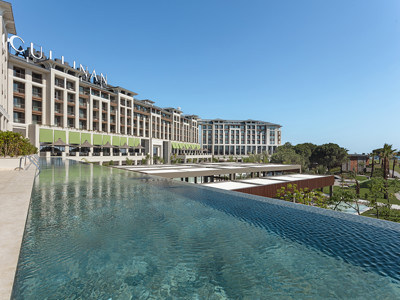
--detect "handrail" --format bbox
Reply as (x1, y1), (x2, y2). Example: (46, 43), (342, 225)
(16, 154), (41, 174)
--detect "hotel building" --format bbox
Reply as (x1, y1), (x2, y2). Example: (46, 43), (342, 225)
(200, 119), (282, 157)
(0, 1), (282, 164)
(0, 1), (204, 164)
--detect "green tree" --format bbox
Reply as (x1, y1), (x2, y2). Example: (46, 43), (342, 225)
(392, 151), (398, 178)
(270, 146), (306, 170)
(381, 144), (397, 180)
(0, 131), (37, 157)
(310, 143), (348, 173)
(276, 183), (328, 208)
(293, 143), (317, 170)
(365, 177), (398, 220)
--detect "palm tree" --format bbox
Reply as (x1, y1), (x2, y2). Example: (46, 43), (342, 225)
(370, 148), (381, 177)
(380, 144), (397, 200)
(381, 144), (397, 180)
(392, 151), (399, 178)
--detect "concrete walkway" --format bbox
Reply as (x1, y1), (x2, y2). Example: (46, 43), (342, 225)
(0, 166), (37, 299)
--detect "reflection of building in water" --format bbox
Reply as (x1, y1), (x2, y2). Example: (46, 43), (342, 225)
(34, 160), (141, 221)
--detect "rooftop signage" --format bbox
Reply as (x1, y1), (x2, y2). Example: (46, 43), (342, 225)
(6, 35), (108, 88)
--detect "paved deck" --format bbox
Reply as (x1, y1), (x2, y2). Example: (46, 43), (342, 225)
(0, 166), (37, 299)
(117, 162), (302, 179)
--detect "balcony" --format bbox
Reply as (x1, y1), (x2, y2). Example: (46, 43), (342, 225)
(13, 88), (25, 96)
(32, 77), (42, 84)
(13, 106), (25, 113)
(32, 93), (42, 100)
(32, 106), (42, 113)
(14, 117), (25, 123)
(55, 81), (64, 88)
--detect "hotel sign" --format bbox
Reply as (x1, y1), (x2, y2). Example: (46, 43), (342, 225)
(6, 35), (108, 88)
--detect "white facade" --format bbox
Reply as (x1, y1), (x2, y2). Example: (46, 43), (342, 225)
(200, 119), (282, 156)
(0, 1), (15, 132)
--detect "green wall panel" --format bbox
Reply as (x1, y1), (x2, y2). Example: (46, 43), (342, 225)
(135, 138), (141, 146)
(39, 129), (53, 143)
(69, 132), (80, 145)
(93, 134), (102, 146)
(120, 137), (127, 146)
(102, 135), (111, 145)
(81, 133), (91, 144)
(112, 136), (120, 146)
(128, 138), (135, 147)
(54, 130), (66, 143)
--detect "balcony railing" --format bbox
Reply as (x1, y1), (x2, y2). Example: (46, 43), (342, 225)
(32, 93), (42, 98)
(14, 118), (25, 123)
(14, 103), (25, 109)
(55, 81), (64, 88)
(14, 88), (25, 94)
(79, 89), (90, 95)
(32, 77), (42, 84)
(32, 106), (42, 112)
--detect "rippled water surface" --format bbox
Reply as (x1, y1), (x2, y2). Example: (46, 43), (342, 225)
(12, 159), (400, 299)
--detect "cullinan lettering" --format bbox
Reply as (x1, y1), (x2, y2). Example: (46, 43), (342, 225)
(8, 35), (107, 88)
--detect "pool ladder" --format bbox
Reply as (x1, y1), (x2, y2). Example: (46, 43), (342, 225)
(16, 154), (41, 174)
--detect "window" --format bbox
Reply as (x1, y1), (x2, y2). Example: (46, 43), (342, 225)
(13, 96), (24, 109)
(32, 73), (42, 84)
(79, 120), (86, 130)
(68, 118), (74, 128)
(55, 116), (63, 127)
(13, 112), (25, 123)
(32, 114), (41, 124)
(13, 81), (25, 94)
(79, 97), (86, 107)
(54, 89), (63, 100)
(66, 81), (75, 91)
(54, 103), (62, 114)
(67, 93), (75, 103)
(13, 67), (25, 79)
(55, 77), (64, 88)
(32, 86), (42, 98)
(79, 86), (89, 95)
(32, 100), (42, 112)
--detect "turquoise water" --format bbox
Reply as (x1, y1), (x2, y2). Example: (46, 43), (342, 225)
(12, 159), (400, 299)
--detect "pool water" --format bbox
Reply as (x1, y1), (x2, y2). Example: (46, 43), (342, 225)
(12, 159), (400, 299)
(333, 203), (370, 214)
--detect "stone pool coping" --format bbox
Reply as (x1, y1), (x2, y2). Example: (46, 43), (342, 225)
(0, 166), (37, 299)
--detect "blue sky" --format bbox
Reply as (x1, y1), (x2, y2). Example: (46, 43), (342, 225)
(12, 0), (400, 153)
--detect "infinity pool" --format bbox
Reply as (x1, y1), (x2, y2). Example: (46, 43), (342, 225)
(12, 159), (400, 299)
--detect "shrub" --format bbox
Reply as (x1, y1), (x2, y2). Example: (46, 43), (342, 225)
(126, 158), (133, 165)
(0, 131), (37, 157)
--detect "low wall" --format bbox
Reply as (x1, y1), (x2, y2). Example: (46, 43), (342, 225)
(0, 158), (23, 170)
(234, 176), (335, 198)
